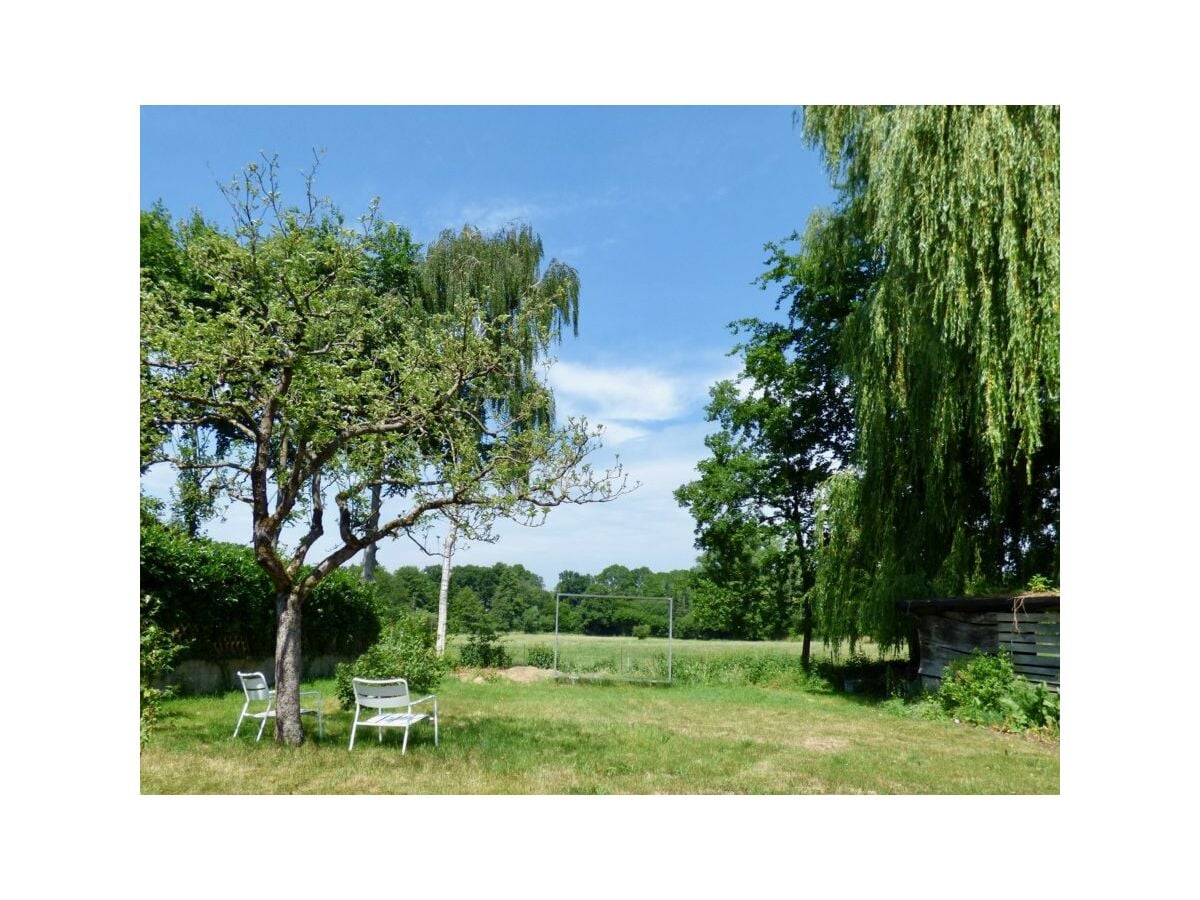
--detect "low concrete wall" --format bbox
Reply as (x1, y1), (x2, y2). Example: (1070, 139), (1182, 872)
(158, 654), (353, 695)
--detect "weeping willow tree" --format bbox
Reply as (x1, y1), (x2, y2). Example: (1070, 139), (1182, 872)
(805, 106), (1060, 648)
(410, 223), (581, 654)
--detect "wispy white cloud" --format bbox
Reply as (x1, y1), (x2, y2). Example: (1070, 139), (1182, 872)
(422, 186), (633, 239)
(456, 202), (540, 233)
(549, 361), (689, 422)
(366, 420), (714, 585)
(592, 421), (649, 446)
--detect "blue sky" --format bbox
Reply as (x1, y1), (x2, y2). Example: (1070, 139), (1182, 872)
(140, 106), (836, 586)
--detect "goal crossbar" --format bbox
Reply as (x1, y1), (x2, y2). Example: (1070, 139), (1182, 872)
(553, 593), (675, 683)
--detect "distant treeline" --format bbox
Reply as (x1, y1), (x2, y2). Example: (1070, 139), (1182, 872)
(352, 562), (698, 638)
(143, 495), (794, 644)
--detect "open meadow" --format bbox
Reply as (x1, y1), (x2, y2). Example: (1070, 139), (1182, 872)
(489, 632), (905, 674)
(141, 636), (1059, 795)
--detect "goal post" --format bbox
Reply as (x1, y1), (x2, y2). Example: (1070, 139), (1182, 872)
(553, 592), (674, 683)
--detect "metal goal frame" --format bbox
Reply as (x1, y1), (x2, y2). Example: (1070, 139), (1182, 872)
(553, 592), (675, 683)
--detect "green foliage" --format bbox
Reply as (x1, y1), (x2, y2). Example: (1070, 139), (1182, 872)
(1024, 574), (1056, 594)
(809, 469), (909, 645)
(334, 611), (448, 708)
(685, 537), (794, 640)
(447, 586), (489, 635)
(937, 650), (1059, 732)
(666, 652), (821, 689)
(525, 644), (555, 668)
(631, 624), (651, 640)
(519, 605), (546, 633)
(549, 568), (682, 638)
(140, 516), (380, 660)
(801, 106), (1060, 629)
(141, 157), (623, 742)
(676, 200), (863, 652)
(140, 593), (188, 746)
(454, 607), (512, 668)
(458, 634), (512, 668)
(369, 565), (440, 619)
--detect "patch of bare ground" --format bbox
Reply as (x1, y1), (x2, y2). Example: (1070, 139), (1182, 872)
(455, 666), (555, 684)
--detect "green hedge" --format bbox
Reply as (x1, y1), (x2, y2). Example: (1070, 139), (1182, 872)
(140, 517), (381, 660)
(334, 612), (449, 708)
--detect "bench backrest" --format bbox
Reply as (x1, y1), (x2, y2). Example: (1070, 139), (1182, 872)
(238, 671), (271, 702)
(352, 677), (413, 710)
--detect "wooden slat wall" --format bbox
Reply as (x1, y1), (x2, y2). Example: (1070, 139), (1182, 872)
(917, 609), (1059, 693)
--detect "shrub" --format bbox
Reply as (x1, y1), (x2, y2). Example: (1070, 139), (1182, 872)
(603, 650), (820, 688)
(938, 649), (1059, 731)
(631, 624), (651, 640)
(456, 614), (512, 668)
(141, 517), (380, 661)
(525, 644), (555, 668)
(670, 651), (815, 688)
(140, 593), (187, 746)
(334, 611), (448, 709)
(459, 633), (512, 668)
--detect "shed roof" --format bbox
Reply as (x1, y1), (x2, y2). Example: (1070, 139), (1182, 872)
(901, 592), (1060, 614)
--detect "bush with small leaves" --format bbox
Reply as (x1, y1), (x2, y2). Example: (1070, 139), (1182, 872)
(140, 593), (188, 746)
(335, 611), (448, 709)
(525, 644), (555, 668)
(938, 650), (1059, 732)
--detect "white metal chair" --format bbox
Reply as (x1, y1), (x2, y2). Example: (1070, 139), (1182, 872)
(349, 677), (438, 752)
(234, 671), (324, 741)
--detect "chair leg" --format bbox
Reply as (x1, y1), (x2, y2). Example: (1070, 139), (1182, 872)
(349, 709), (359, 750)
(256, 715), (268, 742)
(402, 725), (410, 754)
(234, 711), (245, 738)
(433, 701), (439, 747)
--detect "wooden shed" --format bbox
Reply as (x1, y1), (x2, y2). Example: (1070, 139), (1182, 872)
(903, 593), (1060, 693)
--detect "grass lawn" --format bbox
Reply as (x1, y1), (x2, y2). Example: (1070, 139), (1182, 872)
(141, 671), (1059, 794)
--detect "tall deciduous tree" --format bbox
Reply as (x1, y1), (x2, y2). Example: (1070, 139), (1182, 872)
(804, 106), (1060, 644)
(676, 206), (864, 657)
(140, 159), (624, 743)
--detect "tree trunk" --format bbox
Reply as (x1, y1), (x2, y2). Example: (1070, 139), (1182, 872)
(361, 483), (382, 582)
(435, 523), (457, 656)
(273, 587), (306, 745)
(800, 596), (814, 669)
(362, 542), (378, 582)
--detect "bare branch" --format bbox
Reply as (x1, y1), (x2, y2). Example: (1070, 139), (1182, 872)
(159, 457), (253, 478)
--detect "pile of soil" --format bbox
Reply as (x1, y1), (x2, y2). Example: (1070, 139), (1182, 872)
(455, 665), (555, 685)
(503, 665), (555, 684)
